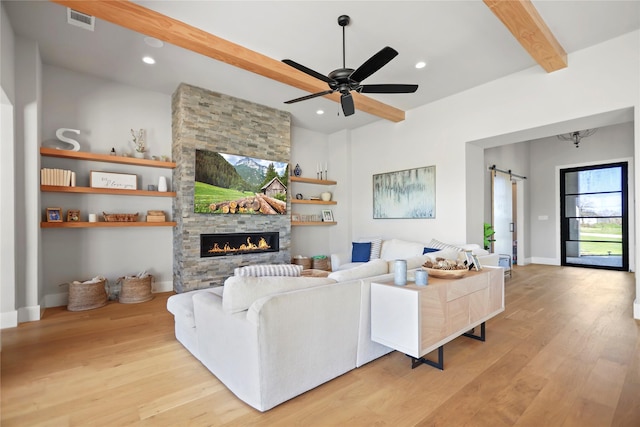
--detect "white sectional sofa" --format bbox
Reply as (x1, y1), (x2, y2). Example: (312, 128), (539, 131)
(331, 238), (499, 271)
(167, 259), (396, 412)
(166, 238), (500, 412)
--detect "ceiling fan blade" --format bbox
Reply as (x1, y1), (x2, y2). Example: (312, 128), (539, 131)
(282, 59), (334, 84)
(349, 46), (398, 83)
(341, 92), (355, 116)
(360, 84), (419, 94)
(284, 89), (335, 104)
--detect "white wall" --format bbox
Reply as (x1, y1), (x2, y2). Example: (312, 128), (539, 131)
(0, 3), (17, 328)
(14, 36), (42, 323)
(289, 126), (331, 258)
(40, 65), (173, 306)
(335, 31), (640, 317)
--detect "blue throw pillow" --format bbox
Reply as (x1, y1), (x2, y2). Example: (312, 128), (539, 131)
(352, 242), (372, 262)
(423, 247), (439, 254)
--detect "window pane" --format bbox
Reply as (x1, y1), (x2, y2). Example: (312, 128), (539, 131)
(564, 167), (621, 194)
(565, 193), (622, 217)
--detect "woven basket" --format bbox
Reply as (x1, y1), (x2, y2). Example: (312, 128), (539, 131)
(103, 212), (139, 222)
(67, 278), (108, 312)
(291, 257), (311, 269)
(311, 257), (330, 271)
(118, 275), (154, 304)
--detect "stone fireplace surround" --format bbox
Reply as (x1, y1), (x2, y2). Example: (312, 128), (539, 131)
(172, 83), (291, 292)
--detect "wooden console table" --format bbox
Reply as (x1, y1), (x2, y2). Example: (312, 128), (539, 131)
(371, 267), (504, 369)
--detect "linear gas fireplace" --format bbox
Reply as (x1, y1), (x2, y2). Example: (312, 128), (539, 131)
(200, 232), (280, 257)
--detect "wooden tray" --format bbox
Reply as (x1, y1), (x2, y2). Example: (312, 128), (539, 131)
(424, 267), (468, 279)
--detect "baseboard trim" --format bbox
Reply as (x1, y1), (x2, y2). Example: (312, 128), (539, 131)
(18, 305), (41, 323)
(43, 281), (173, 309)
(45, 292), (68, 308)
(530, 257), (560, 266)
(1, 310), (18, 329)
(152, 280), (173, 293)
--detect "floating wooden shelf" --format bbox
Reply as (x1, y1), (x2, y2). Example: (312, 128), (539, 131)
(291, 199), (337, 205)
(40, 147), (176, 169)
(41, 221), (176, 228)
(41, 185), (176, 197)
(291, 221), (337, 226)
(289, 176), (337, 185)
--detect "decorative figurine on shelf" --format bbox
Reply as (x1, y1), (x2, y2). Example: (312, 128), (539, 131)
(131, 128), (146, 158)
(55, 128), (81, 151)
(110, 147), (116, 156)
(293, 163), (302, 177)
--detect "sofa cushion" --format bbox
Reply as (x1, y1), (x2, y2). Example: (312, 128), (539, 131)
(459, 243), (490, 256)
(380, 239), (425, 260)
(351, 242), (372, 262)
(222, 276), (336, 314)
(167, 287), (223, 328)
(328, 259), (388, 282)
(388, 254), (430, 272)
(234, 264), (303, 277)
(423, 247), (439, 254)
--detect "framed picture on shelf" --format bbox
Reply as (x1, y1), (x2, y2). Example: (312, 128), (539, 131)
(46, 207), (63, 222)
(321, 209), (334, 222)
(66, 209), (80, 222)
(90, 171), (137, 190)
(291, 213), (301, 222)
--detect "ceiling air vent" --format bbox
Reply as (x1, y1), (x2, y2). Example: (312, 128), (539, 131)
(67, 8), (95, 31)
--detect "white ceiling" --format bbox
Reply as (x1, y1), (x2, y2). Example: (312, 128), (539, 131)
(4, 1), (640, 134)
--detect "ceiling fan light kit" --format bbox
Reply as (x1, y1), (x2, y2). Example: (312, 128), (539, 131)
(282, 15), (418, 117)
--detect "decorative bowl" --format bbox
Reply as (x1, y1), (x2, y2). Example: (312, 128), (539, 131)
(424, 267), (468, 279)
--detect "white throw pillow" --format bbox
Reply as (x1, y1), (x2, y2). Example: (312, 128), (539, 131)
(427, 238), (463, 252)
(380, 239), (426, 260)
(234, 264), (303, 277)
(222, 276), (336, 313)
(327, 259), (388, 282)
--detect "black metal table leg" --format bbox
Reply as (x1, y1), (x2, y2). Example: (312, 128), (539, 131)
(462, 322), (486, 342)
(408, 345), (444, 370)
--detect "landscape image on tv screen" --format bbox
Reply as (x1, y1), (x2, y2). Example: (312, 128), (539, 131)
(194, 149), (289, 215)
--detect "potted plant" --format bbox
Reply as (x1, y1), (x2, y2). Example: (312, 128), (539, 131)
(131, 128), (146, 158)
(484, 222), (496, 250)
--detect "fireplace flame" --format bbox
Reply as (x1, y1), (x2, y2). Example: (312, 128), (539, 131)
(208, 236), (271, 254)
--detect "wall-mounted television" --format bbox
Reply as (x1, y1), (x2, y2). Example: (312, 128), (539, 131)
(194, 149), (288, 214)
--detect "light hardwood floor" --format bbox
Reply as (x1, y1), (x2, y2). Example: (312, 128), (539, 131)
(2, 264), (639, 426)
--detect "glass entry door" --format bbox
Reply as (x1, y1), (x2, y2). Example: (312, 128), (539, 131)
(560, 162), (628, 270)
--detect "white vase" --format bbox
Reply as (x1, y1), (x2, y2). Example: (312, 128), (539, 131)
(320, 192), (332, 201)
(158, 176), (168, 192)
(134, 152), (145, 159)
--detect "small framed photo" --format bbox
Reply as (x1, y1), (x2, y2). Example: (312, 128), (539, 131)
(67, 209), (80, 222)
(321, 209), (334, 222)
(46, 207), (63, 222)
(472, 254), (482, 271)
(291, 213), (301, 222)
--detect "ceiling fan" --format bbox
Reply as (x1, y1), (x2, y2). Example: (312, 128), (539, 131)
(282, 15), (418, 117)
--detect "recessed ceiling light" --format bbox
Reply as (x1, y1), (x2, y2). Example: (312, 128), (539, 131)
(142, 56), (156, 65)
(144, 37), (164, 48)
(316, 110), (324, 115)
(415, 61), (427, 69)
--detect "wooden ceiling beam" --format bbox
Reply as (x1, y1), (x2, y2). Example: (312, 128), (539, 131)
(483, 0), (567, 72)
(50, 0), (406, 122)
